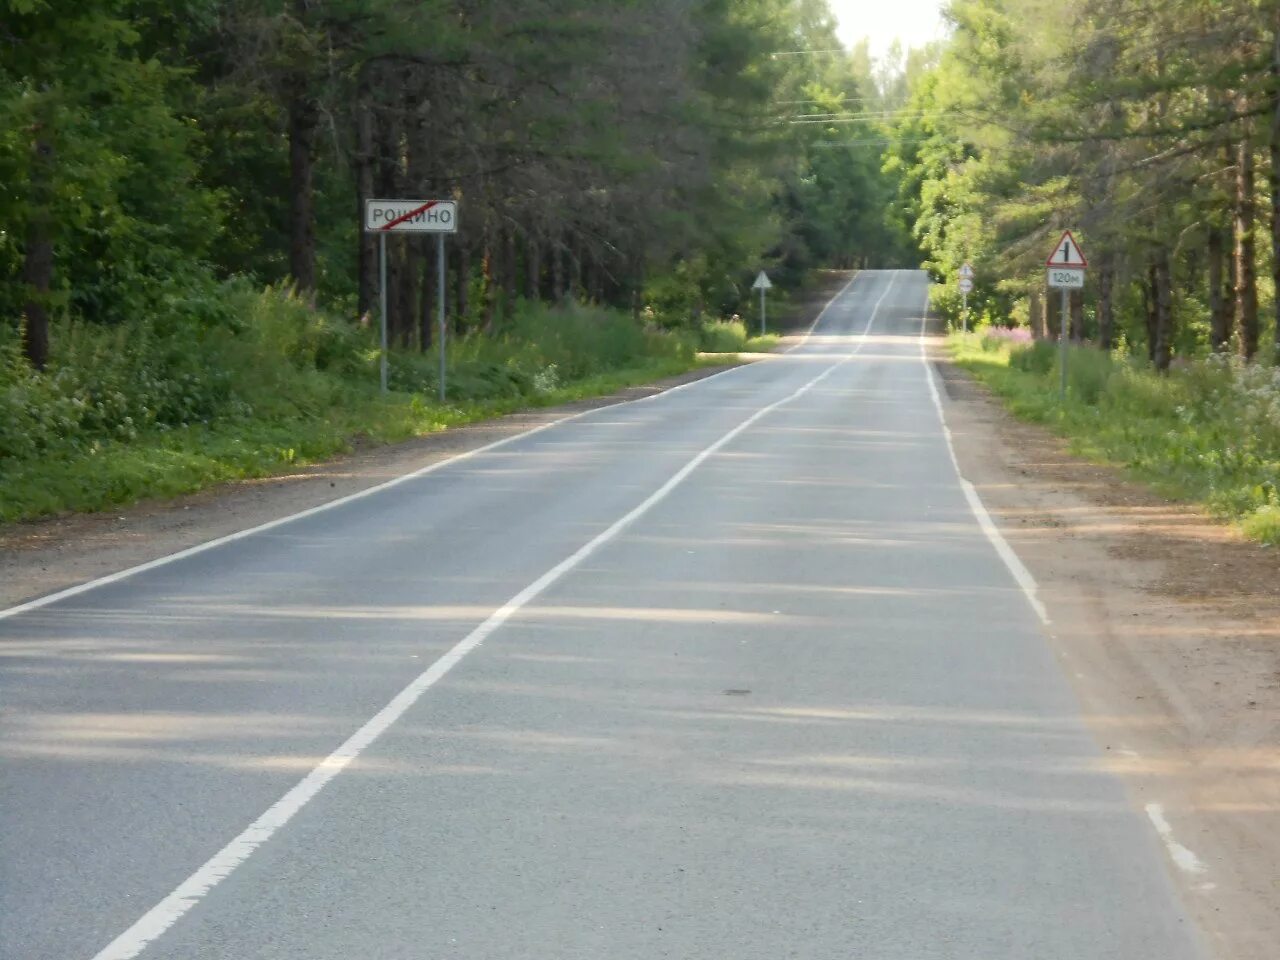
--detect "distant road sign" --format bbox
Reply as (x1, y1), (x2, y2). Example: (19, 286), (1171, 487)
(365, 199), (458, 233)
(958, 277), (974, 293)
(1046, 230), (1087, 268)
(959, 262), (975, 278)
(1047, 267), (1084, 289)
(752, 270), (773, 291)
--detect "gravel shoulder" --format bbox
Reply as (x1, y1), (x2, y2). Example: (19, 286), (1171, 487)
(933, 343), (1280, 960)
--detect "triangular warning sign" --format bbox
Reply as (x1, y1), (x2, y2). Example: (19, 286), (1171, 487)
(1046, 230), (1088, 268)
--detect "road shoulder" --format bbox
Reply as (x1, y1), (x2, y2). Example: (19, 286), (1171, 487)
(930, 340), (1280, 960)
(0, 365), (739, 611)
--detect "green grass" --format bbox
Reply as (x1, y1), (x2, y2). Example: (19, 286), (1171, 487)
(0, 285), (712, 524)
(743, 333), (781, 352)
(949, 331), (1280, 544)
(0, 355), (710, 523)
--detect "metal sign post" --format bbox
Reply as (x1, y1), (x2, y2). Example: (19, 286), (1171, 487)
(363, 199), (459, 397)
(437, 234), (446, 403)
(752, 270), (773, 336)
(1059, 287), (1069, 400)
(1045, 231), (1088, 403)
(379, 233), (389, 393)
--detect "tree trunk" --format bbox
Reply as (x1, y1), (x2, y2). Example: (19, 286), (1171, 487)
(1143, 268), (1158, 363)
(630, 255), (645, 322)
(394, 239), (416, 347)
(22, 122), (54, 368)
(1030, 288), (1045, 340)
(355, 68), (377, 320)
(551, 238), (565, 300)
(1271, 18), (1280, 362)
(1208, 225), (1231, 350)
(1069, 289), (1084, 341)
(503, 230), (518, 309)
(525, 236), (541, 301)
(570, 242), (582, 300)
(1096, 260), (1114, 350)
(589, 252), (604, 303)
(287, 91), (318, 298)
(21, 130), (54, 370)
(481, 241), (496, 333)
(1153, 251), (1174, 372)
(1235, 121), (1259, 360)
(456, 242), (471, 333)
(420, 242), (434, 351)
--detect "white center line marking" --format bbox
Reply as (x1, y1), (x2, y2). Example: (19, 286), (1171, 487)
(88, 275), (898, 960)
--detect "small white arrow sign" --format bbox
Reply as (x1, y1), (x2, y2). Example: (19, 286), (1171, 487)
(752, 270), (773, 291)
(959, 262), (975, 278)
(1046, 230), (1088, 268)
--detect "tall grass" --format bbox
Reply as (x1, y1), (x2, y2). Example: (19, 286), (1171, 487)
(951, 331), (1280, 543)
(0, 285), (699, 522)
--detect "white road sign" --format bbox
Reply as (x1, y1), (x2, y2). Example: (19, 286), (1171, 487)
(1046, 230), (1087, 268)
(1047, 268), (1085, 289)
(365, 199), (458, 233)
(958, 277), (974, 293)
(959, 262), (975, 278)
(752, 270), (773, 291)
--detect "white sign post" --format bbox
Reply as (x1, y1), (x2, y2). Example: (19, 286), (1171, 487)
(363, 199), (459, 398)
(752, 270), (773, 336)
(958, 263), (975, 332)
(1045, 230), (1088, 402)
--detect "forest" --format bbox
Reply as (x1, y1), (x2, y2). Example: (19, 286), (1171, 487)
(895, 0), (1278, 359)
(890, 1), (1280, 541)
(11, 0), (1279, 535)
(0, 0), (913, 520)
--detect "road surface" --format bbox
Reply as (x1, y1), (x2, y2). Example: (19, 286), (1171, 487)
(1, 270), (1206, 959)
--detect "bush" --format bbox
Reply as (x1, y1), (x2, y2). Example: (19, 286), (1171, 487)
(1, 288), (702, 522)
(950, 331), (1280, 544)
(384, 299), (692, 403)
(1065, 347), (1115, 404)
(0, 281), (380, 465)
(1009, 340), (1056, 376)
(700, 318), (749, 353)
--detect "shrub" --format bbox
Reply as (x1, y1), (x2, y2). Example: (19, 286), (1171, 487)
(1065, 347), (1115, 404)
(700, 318), (749, 353)
(1009, 340), (1056, 375)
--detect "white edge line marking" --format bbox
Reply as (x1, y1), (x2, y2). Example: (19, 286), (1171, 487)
(1145, 803), (1211, 882)
(916, 291), (1051, 625)
(88, 273), (897, 960)
(1, 274), (866, 623)
(916, 299), (1216, 895)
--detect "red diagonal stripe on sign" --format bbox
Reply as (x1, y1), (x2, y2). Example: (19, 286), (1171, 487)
(381, 200), (439, 232)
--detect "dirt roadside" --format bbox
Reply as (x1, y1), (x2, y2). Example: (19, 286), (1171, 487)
(932, 343), (1280, 960)
(0, 272), (853, 611)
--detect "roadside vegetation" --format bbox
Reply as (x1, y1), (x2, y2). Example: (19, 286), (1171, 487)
(951, 329), (1280, 544)
(890, 1), (1276, 356)
(881, 3), (1280, 542)
(2, 1), (918, 524)
(0, 286), (705, 522)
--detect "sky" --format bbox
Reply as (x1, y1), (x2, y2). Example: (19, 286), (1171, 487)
(828, 0), (947, 61)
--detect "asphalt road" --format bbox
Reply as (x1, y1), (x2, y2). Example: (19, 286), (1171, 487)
(1, 270), (1207, 959)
